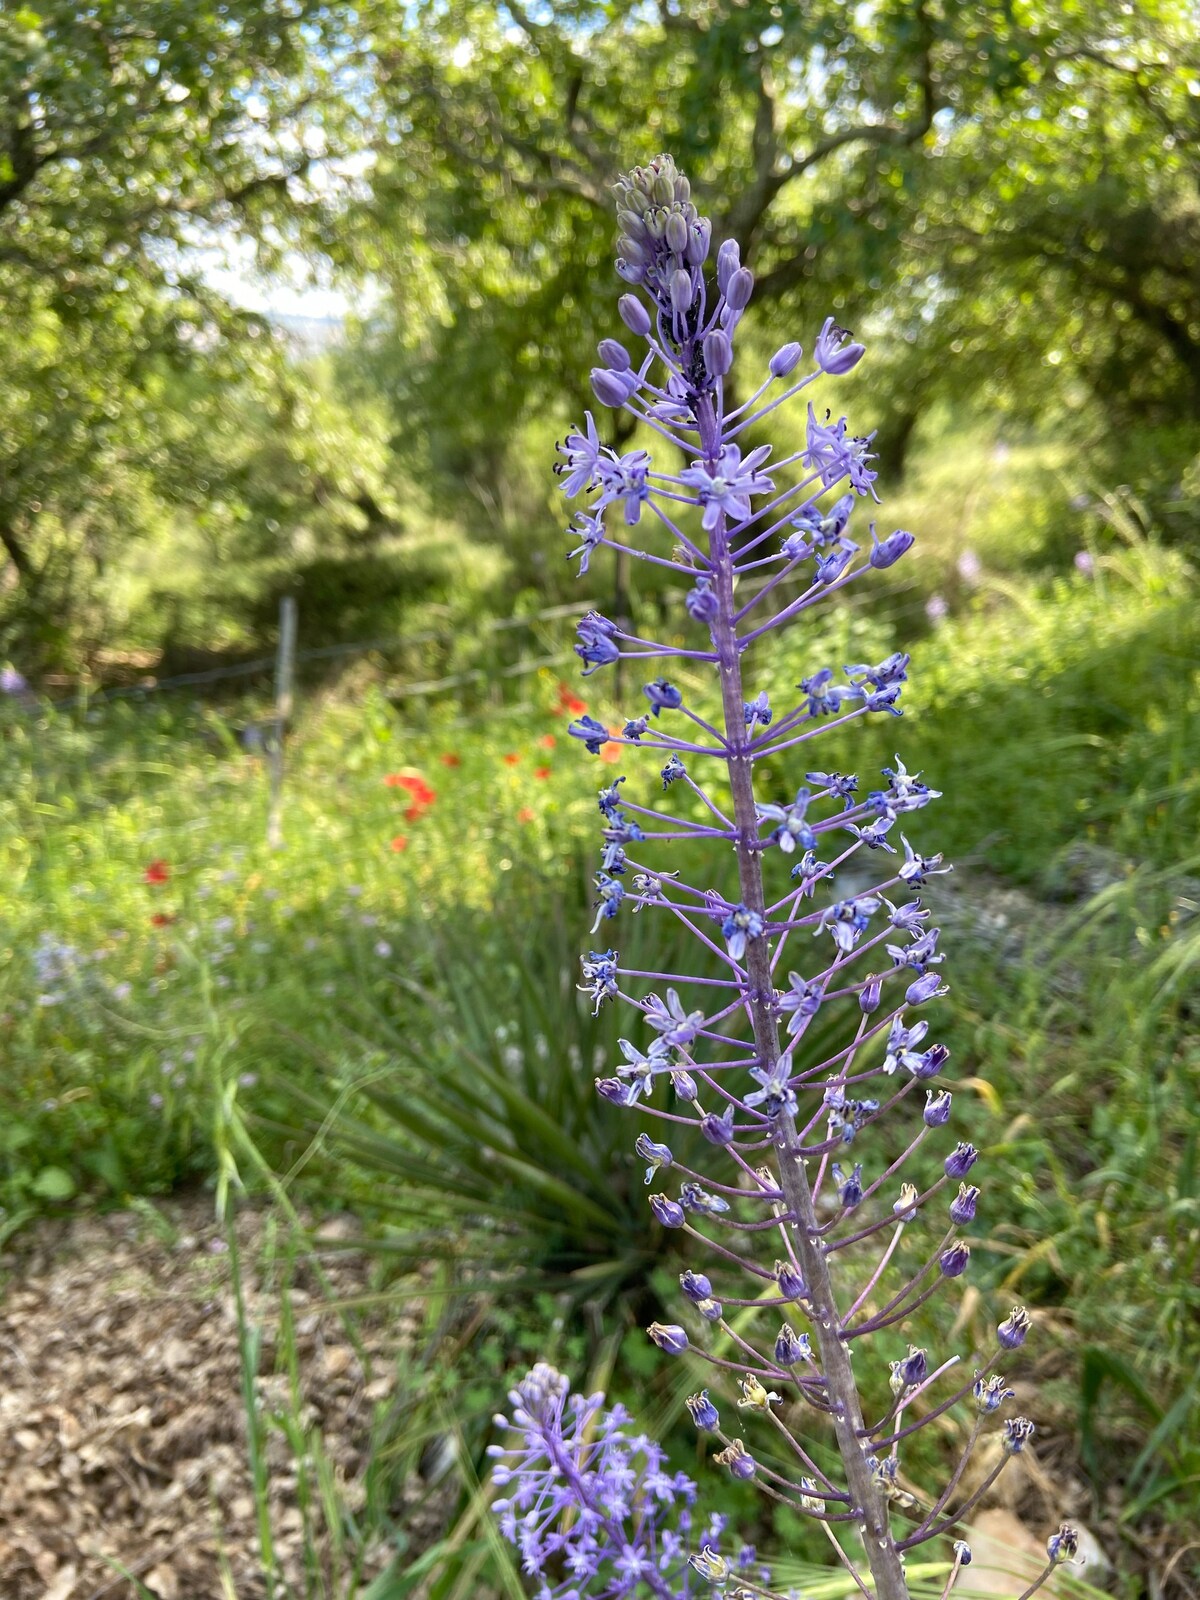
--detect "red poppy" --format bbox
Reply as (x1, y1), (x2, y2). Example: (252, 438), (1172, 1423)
(517, 807), (536, 824)
(534, 766), (552, 780)
(403, 803), (431, 823)
(538, 735), (556, 750)
(386, 774), (435, 804)
(144, 860), (170, 886)
(598, 727), (625, 765)
(555, 682), (587, 716)
(503, 753), (520, 766)
(390, 835), (409, 852)
(150, 912), (175, 928)
(439, 753), (461, 767)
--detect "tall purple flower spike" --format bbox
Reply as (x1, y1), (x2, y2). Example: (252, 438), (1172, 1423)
(497, 155), (1074, 1600)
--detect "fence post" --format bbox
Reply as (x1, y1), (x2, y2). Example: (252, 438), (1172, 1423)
(267, 595), (298, 849)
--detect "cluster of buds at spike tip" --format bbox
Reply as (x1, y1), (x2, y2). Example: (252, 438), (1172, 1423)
(495, 153), (1064, 1600)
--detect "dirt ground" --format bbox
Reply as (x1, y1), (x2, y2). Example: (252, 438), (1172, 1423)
(0, 1195), (407, 1600)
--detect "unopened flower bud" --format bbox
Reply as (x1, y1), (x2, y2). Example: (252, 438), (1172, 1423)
(775, 1324), (810, 1365)
(680, 1269), (712, 1302)
(769, 341), (803, 377)
(954, 1541), (973, 1566)
(686, 1390), (720, 1430)
(1003, 1416), (1036, 1454)
(775, 1259), (807, 1300)
(860, 973), (883, 1013)
(616, 207), (647, 241)
(940, 1241), (971, 1277)
(649, 1193), (685, 1228)
(598, 337), (631, 371)
(695, 1296), (723, 1321)
(945, 1142), (978, 1179)
(870, 526), (915, 569)
(950, 1183), (979, 1225)
(725, 267), (754, 311)
(686, 577), (719, 624)
(700, 1107), (734, 1146)
(671, 1068), (698, 1101)
(1047, 1525), (1079, 1565)
(716, 239), (740, 292)
(665, 210), (689, 254)
(998, 1306), (1031, 1349)
(647, 1321), (688, 1354)
(685, 217), (711, 265)
(893, 1345), (928, 1390)
(618, 294), (651, 336)
(591, 367), (633, 409)
(715, 1439), (756, 1480)
(670, 268), (694, 317)
(924, 1089), (953, 1126)
(894, 1182), (919, 1221)
(703, 329), (733, 379)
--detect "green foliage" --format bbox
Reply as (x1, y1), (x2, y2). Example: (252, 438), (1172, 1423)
(356, 0), (1200, 528)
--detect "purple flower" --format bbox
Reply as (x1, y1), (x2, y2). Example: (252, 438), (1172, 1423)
(804, 404), (877, 496)
(757, 788), (815, 853)
(506, 149), (1054, 1600)
(566, 511), (605, 575)
(678, 444), (775, 531)
(595, 449), (652, 524)
(555, 412), (605, 496)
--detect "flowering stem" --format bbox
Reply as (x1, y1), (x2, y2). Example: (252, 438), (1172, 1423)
(696, 391), (910, 1600)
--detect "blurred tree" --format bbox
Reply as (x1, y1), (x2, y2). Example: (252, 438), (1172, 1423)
(0, 2), (379, 664)
(359, 0), (1198, 506)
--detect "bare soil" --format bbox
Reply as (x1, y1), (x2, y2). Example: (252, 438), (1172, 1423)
(0, 1195), (406, 1600)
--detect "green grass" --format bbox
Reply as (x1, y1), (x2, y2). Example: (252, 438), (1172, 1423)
(2, 432), (1198, 1592)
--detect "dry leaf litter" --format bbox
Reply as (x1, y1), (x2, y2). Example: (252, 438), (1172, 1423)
(0, 1195), (418, 1599)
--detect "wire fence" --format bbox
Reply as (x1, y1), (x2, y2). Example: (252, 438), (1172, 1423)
(41, 600), (594, 709)
(15, 574), (926, 850)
